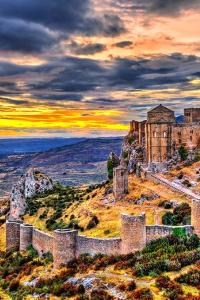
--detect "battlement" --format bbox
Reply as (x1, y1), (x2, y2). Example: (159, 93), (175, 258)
(6, 208), (196, 268)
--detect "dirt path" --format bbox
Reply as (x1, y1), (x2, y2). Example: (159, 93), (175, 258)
(150, 173), (200, 200)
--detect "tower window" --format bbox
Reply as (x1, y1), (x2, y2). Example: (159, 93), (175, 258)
(163, 131), (167, 138)
(153, 131), (157, 138)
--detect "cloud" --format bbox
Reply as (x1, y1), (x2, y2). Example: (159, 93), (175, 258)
(0, 18), (57, 53)
(0, 0), (125, 54)
(1, 53), (200, 104)
(114, 41), (133, 48)
(70, 42), (106, 55)
(113, 0), (200, 16)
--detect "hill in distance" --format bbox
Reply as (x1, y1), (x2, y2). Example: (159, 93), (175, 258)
(0, 137), (123, 196)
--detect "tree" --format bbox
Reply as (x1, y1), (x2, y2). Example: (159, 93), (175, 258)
(178, 145), (188, 161)
(107, 152), (120, 180)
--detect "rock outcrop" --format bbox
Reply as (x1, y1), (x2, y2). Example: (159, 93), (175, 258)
(121, 132), (145, 173)
(10, 168), (53, 219)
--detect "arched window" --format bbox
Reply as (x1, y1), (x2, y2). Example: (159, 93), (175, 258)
(163, 131), (167, 138)
(153, 131), (157, 138)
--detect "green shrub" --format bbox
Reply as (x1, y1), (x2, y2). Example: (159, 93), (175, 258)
(128, 135), (135, 145)
(173, 227), (186, 237)
(162, 203), (191, 226)
(178, 145), (188, 161)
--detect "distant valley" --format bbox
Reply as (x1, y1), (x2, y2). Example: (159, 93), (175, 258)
(0, 137), (122, 197)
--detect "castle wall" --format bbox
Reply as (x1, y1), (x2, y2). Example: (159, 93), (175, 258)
(173, 124), (200, 150)
(121, 213), (146, 254)
(32, 228), (53, 256)
(113, 166), (128, 200)
(5, 208), (197, 269)
(6, 220), (22, 251)
(191, 199), (200, 237)
(146, 225), (193, 243)
(20, 224), (33, 251)
(53, 229), (77, 269)
(184, 108), (200, 124)
(77, 235), (121, 256)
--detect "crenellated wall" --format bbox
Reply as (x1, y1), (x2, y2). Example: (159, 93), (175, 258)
(6, 209), (196, 269)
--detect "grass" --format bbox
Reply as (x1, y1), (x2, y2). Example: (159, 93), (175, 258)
(0, 224), (6, 251)
(22, 175), (192, 238)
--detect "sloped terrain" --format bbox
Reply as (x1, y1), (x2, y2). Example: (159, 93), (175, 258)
(0, 138), (122, 197)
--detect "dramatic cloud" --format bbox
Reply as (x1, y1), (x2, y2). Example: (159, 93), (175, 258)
(0, 0), (199, 137)
(70, 42), (106, 55)
(0, 0), (125, 54)
(114, 0), (200, 15)
(0, 18), (57, 53)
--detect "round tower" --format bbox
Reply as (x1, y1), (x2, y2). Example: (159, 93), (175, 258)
(53, 229), (77, 269)
(20, 224), (33, 251)
(191, 199), (200, 236)
(6, 220), (22, 252)
(121, 213), (146, 254)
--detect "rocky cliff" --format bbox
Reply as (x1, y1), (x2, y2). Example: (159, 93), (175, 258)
(10, 168), (53, 220)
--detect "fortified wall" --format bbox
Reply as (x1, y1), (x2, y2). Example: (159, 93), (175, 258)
(6, 208), (197, 269)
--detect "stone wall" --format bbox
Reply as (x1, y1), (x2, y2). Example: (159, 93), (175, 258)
(77, 235), (121, 256)
(184, 108), (200, 124)
(5, 209), (196, 269)
(32, 228), (53, 256)
(121, 213), (146, 254)
(191, 199), (200, 237)
(146, 225), (193, 243)
(6, 220), (22, 251)
(173, 124), (200, 151)
(113, 164), (128, 201)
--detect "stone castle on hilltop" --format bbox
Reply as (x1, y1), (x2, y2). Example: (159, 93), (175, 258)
(126, 105), (200, 168)
(5, 104), (200, 269)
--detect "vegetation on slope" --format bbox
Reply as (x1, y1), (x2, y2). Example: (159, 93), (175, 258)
(0, 235), (200, 299)
(22, 174), (191, 239)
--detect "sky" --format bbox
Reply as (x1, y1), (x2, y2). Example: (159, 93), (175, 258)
(0, 0), (200, 137)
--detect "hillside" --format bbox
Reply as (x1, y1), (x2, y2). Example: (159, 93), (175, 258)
(0, 138), (122, 197)
(0, 171), (200, 299)
(0, 138), (86, 155)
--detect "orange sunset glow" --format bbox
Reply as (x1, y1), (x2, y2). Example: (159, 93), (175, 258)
(0, 0), (200, 137)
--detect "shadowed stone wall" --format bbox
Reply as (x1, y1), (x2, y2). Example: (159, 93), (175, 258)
(53, 229), (77, 269)
(20, 224), (33, 251)
(6, 220), (22, 251)
(77, 235), (121, 256)
(32, 228), (53, 256)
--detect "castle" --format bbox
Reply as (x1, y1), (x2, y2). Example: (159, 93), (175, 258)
(5, 104), (200, 269)
(130, 105), (200, 164)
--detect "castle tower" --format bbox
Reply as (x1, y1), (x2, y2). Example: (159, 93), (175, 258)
(191, 199), (200, 236)
(6, 219), (22, 251)
(20, 224), (33, 251)
(121, 213), (146, 254)
(53, 229), (77, 269)
(113, 160), (128, 201)
(145, 105), (176, 163)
